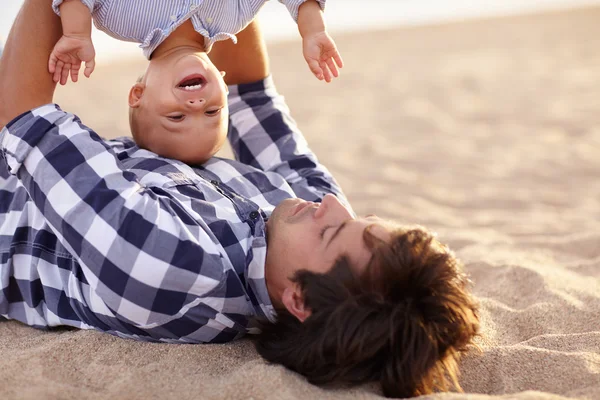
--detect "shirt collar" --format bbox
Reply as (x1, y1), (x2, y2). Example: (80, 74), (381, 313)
(245, 218), (277, 323)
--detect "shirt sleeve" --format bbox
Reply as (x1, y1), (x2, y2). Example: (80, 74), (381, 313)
(52, 0), (96, 16)
(0, 104), (230, 339)
(226, 76), (351, 209)
(279, 0), (326, 22)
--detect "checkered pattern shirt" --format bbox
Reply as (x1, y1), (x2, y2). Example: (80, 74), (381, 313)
(52, 0), (326, 57)
(0, 76), (348, 343)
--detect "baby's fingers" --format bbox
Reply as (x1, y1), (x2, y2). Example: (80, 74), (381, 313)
(320, 61), (332, 83)
(53, 60), (64, 83)
(325, 57), (339, 78)
(49, 53), (58, 74)
(70, 62), (81, 83)
(323, 47), (344, 70)
(60, 63), (70, 85)
(84, 58), (96, 78)
(307, 58), (324, 81)
(333, 51), (344, 69)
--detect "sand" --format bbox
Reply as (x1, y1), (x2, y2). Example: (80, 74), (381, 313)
(1, 6), (599, 400)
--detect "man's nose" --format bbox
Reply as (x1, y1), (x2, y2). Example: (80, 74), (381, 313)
(314, 193), (350, 219)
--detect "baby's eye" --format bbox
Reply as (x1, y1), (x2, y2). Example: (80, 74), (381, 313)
(205, 108), (221, 117)
(168, 114), (185, 122)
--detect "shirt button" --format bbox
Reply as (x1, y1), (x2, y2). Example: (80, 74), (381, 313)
(170, 15), (177, 21)
(249, 211), (259, 220)
(190, 4), (197, 11)
(206, 17), (213, 23)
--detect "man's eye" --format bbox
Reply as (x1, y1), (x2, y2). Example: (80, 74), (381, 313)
(205, 108), (221, 116)
(168, 115), (185, 121)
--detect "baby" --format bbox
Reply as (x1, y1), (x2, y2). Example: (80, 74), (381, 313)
(49, 0), (343, 164)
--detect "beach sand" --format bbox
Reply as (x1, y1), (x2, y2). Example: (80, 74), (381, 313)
(1, 6), (600, 400)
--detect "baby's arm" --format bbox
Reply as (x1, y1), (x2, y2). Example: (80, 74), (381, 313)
(297, 0), (343, 83)
(48, 0), (96, 85)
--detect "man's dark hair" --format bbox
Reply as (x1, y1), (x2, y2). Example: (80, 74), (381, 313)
(255, 226), (480, 398)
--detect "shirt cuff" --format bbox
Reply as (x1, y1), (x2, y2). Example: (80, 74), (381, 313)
(0, 104), (66, 176)
(280, 0), (326, 23)
(227, 75), (276, 101)
(52, 0), (95, 16)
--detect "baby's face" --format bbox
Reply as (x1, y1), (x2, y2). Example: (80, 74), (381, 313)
(130, 49), (229, 164)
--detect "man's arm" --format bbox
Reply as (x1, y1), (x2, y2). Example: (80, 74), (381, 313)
(209, 20), (351, 207)
(1, 105), (231, 336)
(0, 0), (62, 127)
(208, 20), (269, 85)
(0, 1), (231, 338)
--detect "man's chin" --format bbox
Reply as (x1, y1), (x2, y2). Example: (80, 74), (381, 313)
(274, 198), (303, 219)
(268, 198), (298, 236)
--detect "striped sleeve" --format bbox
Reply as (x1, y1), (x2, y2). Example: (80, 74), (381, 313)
(226, 76), (351, 208)
(279, 0), (326, 22)
(52, 0), (96, 16)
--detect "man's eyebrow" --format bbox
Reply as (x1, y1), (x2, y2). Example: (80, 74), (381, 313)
(326, 220), (349, 248)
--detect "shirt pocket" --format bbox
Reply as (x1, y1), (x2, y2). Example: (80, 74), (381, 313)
(135, 170), (201, 189)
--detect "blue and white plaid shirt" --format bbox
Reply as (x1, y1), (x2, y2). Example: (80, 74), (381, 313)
(0, 77), (348, 343)
(52, 0), (326, 57)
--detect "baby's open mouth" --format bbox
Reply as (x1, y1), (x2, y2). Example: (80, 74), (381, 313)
(177, 74), (206, 91)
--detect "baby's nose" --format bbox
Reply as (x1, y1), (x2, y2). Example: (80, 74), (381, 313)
(187, 98), (205, 105)
(185, 99), (206, 112)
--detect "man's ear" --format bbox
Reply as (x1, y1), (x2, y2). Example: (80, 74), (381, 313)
(368, 224), (392, 243)
(128, 83), (145, 108)
(281, 285), (311, 322)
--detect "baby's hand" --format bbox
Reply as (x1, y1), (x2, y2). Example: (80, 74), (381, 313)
(48, 35), (96, 85)
(302, 31), (343, 83)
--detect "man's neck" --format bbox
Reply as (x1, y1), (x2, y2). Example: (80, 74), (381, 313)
(151, 19), (205, 60)
(264, 246), (286, 310)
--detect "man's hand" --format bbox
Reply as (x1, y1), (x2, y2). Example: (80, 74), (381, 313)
(49, 34), (96, 85)
(302, 31), (343, 83)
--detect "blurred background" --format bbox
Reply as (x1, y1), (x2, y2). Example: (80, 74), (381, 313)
(2, 4), (600, 399)
(1, 0), (599, 227)
(2, 0), (600, 61)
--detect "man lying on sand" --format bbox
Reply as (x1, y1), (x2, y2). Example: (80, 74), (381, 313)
(0, 1), (479, 397)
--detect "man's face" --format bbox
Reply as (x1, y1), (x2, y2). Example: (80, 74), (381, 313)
(265, 194), (392, 311)
(129, 48), (229, 164)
